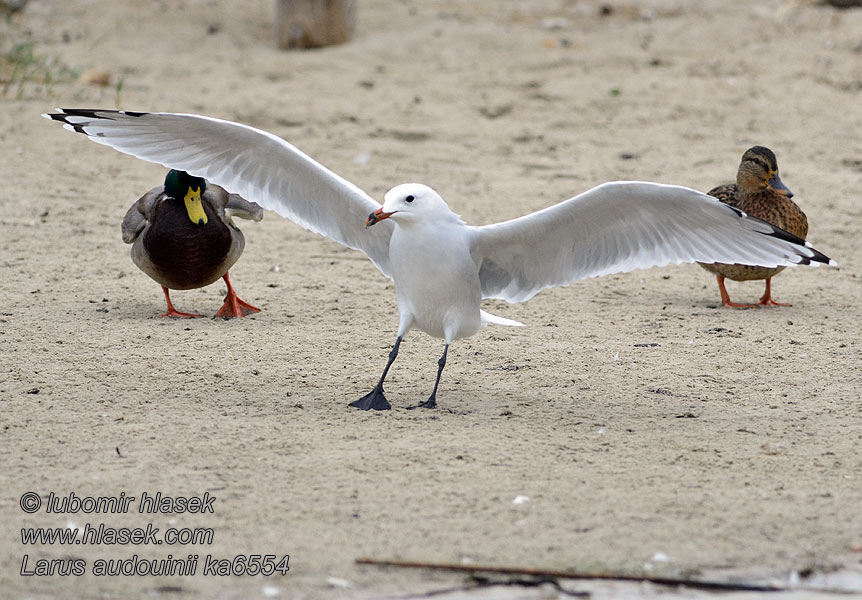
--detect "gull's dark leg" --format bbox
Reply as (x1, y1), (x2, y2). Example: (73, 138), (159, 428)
(349, 336), (402, 411)
(408, 344), (448, 410)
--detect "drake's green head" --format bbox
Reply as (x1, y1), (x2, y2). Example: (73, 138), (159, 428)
(736, 146), (793, 198)
(164, 169), (208, 225)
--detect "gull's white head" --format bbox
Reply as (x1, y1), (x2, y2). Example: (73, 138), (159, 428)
(366, 183), (454, 227)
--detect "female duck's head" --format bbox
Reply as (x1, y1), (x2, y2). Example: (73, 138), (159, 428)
(736, 146), (793, 198)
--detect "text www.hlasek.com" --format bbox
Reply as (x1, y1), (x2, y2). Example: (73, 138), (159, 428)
(21, 523), (214, 546)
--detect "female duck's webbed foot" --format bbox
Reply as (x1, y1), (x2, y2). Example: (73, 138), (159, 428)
(716, 275), (759, 309)
(757, 278), (791, 307)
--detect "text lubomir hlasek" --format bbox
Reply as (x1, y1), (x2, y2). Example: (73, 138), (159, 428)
(41, 492), (215, 514)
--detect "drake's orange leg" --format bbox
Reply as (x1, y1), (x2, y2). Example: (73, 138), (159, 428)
(758, 277), (791, 307)
(215, 272), (260, 318)
(159, 286), (202, 318)
(717, 275), (758, 309)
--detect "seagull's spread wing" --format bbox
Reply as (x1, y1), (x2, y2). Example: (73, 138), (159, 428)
(44, 109), (394, 277)
(470, 181), (833, 303)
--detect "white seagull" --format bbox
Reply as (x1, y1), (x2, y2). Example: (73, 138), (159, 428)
(44, 109), (834, 410)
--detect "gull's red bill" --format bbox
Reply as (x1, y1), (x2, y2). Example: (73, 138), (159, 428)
(366, 207), (395, 227)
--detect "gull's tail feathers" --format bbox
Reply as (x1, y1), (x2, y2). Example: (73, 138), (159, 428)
(481, 310), (524, 328)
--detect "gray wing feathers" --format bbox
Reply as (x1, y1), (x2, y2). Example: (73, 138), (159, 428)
(47, 110), (393, 277)
(471, 182), (826, 303)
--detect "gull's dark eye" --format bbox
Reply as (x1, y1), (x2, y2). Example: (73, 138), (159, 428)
(405, 195), (414, 203)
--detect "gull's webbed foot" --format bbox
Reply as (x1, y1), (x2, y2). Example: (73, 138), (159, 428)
(349, 386), (391, 411)
(407, 396), (437, 410)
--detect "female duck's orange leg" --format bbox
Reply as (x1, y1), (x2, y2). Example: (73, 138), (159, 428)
(159, 286), (202, 318)
(716, 275), (759, 309)
(758, 277), (791, 307)
(215, 272), (260, 318)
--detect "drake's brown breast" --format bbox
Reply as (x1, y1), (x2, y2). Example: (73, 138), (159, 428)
(143, 197), (233, 289)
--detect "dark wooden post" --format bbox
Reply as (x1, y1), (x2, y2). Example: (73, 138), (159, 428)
(275, 0), (357, 49)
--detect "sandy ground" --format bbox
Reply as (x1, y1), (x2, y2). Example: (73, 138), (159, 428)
(1, 1), (861, 598)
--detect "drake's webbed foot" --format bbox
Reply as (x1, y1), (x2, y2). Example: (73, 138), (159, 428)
(159, 308), (203, 318)
(215, 294), (260, 318)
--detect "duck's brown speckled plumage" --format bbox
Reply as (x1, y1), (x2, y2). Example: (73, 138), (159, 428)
(122, 171), (263, 317)
(699, 147), (810, 307)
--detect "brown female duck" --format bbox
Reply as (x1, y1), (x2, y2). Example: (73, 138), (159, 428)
(122, 170), (263, 318)
(699, 147), (809, 308)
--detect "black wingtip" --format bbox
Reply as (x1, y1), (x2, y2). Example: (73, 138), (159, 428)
(43, 111), (89, 134)
(722, 203), (833, 266)
(52, 108), (117, 119)
(44, 108), (152, 122)
(44, 108), (154, 136)
(755, 218), (833, 266)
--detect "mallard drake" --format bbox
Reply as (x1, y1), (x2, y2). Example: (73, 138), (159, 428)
(121, 169), (263, 318)
(45, 110), (833, 410)
(699, 146), (810, 308)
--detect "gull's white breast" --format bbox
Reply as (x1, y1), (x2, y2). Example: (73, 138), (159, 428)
(389, 222), (482, 341)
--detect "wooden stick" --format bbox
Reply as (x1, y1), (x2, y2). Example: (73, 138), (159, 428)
(275, 0), (356, 49)
(354, 558), (788, 593)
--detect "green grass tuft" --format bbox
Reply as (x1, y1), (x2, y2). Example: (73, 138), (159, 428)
(1, 36), (79, 99)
